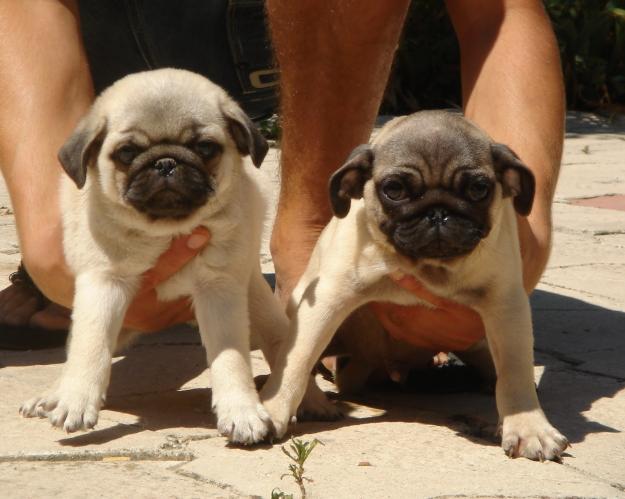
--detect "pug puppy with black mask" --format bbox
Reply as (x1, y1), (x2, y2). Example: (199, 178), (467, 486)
(19, 69), (336, 444)
(261, 111), (569, 461)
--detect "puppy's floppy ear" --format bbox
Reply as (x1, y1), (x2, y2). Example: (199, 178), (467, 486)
(221, 101), (269, 168)
(329, 144), (374, 218)
(58, 115), (107, 189)
(491, 143), (536, 216)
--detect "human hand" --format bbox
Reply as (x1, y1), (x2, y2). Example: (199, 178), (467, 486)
(123, 227), (210, 331)
(369, 274), (484, 352)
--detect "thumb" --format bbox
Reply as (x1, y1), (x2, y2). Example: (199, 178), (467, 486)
(143, 226), (210, 287)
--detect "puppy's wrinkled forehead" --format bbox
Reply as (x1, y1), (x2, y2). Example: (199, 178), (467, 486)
(100, 69), (227, 143)
(373, 112), (494, 183)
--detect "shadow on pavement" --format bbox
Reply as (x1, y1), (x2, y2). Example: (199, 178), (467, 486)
(3, 290), (623, 452)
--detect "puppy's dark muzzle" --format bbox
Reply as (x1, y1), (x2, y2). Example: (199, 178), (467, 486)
(387, 206), (487, 260)
(124, 147), (213, 220)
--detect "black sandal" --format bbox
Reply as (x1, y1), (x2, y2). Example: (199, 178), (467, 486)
(0, 263), (69, 351)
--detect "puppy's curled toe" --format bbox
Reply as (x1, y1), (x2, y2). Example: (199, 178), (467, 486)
(216, 401), (272, 445)
(19, 396), (54, 419)
(501, 411), (569, 461)
(297, 379), (343, 422)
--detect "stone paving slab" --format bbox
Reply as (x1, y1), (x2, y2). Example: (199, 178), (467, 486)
(0, 461), (230, 499)
(0, 112), (624, 498)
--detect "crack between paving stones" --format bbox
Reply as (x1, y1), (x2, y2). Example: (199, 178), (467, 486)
(593, 230), (625, 236)
(532, 307), (606, 312)
(546, 262), (625, 270)
(169, 462), (254, 498)
(534, 347), (584, 366)
(159, 433), (220, 451)
(428, 495), (600, 499)
(0, 448), (194, 463)
(560, 461), (625, 495)
(539, 281), (620, 304)
(552, 224), (625, 237)
(567, 366), (625, 382)
(535, 348), (625, 382)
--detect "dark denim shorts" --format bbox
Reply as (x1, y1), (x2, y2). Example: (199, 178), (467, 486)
(78, 0), (278, 120)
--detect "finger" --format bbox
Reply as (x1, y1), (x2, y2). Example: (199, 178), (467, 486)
(124, 292), (194, 331)
(370, 301), (484, 349)
(143, 226), (210, 287)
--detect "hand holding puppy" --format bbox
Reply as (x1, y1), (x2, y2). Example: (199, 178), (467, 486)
(124, 226), (210, 331)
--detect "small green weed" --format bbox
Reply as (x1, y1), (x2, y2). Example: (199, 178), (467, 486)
(271, 437), (323, 499)
(271, 488), (293, 499)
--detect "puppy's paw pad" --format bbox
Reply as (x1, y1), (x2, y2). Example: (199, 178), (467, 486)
(502, 412), (568, 461)
(297, 387), (342, 422)
(217, 402), (271, 445)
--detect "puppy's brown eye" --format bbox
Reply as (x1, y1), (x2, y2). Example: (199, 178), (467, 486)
(195, 141), (221, 160)
(381, 178), (408, 202)
(466, 178), (491, 202)
(115, 145), (140, 165)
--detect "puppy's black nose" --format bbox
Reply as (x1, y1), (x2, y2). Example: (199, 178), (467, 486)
(426, 207), (449, 226)
(153, 157), (177, 177)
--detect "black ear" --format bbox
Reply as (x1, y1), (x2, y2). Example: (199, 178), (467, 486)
(221, 102), (269, 168)
(58, 116), (107, 189)
(491, 143), (535, 216)
(329, 144), (374, 218)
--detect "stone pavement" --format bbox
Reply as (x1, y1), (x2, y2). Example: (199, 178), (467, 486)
(0, 112), (624, 498)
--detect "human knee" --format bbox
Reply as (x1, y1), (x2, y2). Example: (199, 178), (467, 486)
(518, 214), (552, 292)
(21, 235), (70, 303)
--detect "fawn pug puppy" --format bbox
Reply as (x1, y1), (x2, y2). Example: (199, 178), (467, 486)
(19, 69), (335, 444)
(261, 111), (569, 461)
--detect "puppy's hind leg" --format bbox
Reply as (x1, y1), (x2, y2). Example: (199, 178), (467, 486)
(194, 280), (271, 445)
(454, 338), (497, 391)
(248, 270), (341, 422)
(20, 273), (137, 432)
(333, 307), (387, 394)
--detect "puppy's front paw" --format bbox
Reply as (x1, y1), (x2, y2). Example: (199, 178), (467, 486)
(215, 399), (271, 445)
(297, 380), (342, 422)
(500, 410), (569, 461)
(20, 385), (103, 433)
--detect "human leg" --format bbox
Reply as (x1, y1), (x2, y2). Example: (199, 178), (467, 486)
(0, 1), (214, 336)
(373, 0), (565, 344)
(266, 0), (411, 301)
(447, 0), (564, 291)
(0, 0), (92, 330)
